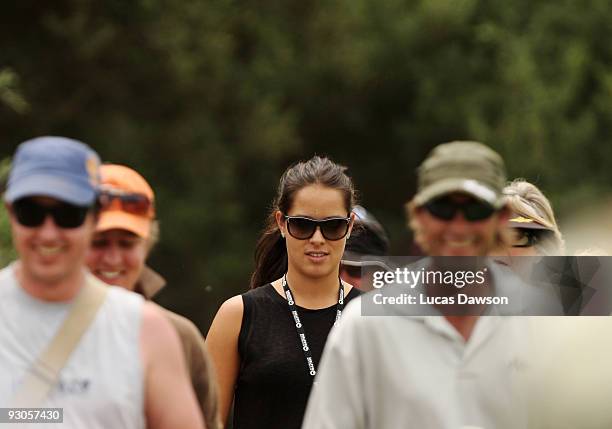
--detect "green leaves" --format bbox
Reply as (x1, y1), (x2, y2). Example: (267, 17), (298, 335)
(2, 0), (612, 328)
(0, 69), (29, 114)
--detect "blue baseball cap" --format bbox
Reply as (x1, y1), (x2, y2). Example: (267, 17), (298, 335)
(4, 136), (100, 206)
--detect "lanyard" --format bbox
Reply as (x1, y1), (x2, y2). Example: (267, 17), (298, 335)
(281, 274), (345, 379)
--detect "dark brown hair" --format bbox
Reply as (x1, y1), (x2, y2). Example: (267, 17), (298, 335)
(249, 156), (356, 289)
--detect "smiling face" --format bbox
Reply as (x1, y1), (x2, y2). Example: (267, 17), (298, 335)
(9, 196), (96, 287)
(86, 228), (148, 290)
(413, 193), (508, 257)
(276, 184), (353, 281)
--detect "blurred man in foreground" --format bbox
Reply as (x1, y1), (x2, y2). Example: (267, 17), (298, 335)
(303, 141), (534, 429)
(0, 137), (204, 429)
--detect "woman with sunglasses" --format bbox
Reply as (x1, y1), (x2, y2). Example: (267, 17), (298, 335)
(85, 164), (220, 429)
(206, 156), (362, 429)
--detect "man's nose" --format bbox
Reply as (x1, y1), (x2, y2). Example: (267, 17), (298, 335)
(446, 210), (470, 229)
(37, 215), (62, 240)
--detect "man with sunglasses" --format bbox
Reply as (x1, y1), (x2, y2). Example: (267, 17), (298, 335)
(0, 137), (204, 429)
(303, 141), (540, 429)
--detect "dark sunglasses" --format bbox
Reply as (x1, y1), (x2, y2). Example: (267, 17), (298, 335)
(284, 215), (351, 241)
(510, 228), (547, 248)
(423, 197), (496, 222)
(98, 189), (154, 217)
(12, 198), (90, 229)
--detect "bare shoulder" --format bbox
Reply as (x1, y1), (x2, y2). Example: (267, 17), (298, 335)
(209, 295), (244, 332)
(140, 302), (182, 357)
(206, 295), (244, 358)
(142, 301), (176, 334)
(218, 295), (244, 316)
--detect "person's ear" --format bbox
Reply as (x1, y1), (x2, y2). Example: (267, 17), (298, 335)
(275, 210), (286, 238)
(4, 202), (17, 227)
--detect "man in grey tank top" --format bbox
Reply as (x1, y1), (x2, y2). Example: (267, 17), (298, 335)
(0, 137), (205, 429)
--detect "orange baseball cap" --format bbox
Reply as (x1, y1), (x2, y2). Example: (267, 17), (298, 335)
(96, 164), (155, 239)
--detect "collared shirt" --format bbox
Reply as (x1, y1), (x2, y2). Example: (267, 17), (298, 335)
(302, 299), (530, 429)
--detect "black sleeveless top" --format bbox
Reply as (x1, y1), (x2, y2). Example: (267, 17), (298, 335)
(234, 283), (361, 429)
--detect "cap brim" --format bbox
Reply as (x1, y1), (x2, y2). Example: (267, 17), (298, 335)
(341, 251), (392, 270)
(4, 173), (95, 205)
(508, 216), (551, 230)
(96, 210), (151, 239)
(414, 178), (503, 208)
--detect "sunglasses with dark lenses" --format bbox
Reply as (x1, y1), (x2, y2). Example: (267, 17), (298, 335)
(510, 228), (548, 248)
(98, 189), (153, 217)
(12, 198), (90, 229)
(423, 197), (496, 222)
(284, 215), (351, 241)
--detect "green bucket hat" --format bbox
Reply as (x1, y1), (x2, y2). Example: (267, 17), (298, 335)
(413, 141), (507, 208)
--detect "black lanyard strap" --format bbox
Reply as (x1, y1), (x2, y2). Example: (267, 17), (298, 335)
(282, 274), (345, 379)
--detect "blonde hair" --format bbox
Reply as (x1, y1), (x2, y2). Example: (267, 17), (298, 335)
(503, 179), (565, 255)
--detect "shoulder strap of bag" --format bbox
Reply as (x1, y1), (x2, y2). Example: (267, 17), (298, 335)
(11, 273), (109, 407)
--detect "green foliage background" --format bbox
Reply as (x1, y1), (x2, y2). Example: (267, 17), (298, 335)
(1, 0), (612, 331)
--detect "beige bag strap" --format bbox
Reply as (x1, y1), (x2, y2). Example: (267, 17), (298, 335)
(11, 273), (109, 408)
